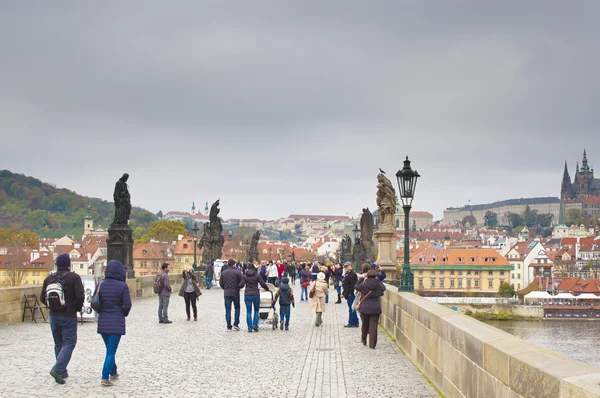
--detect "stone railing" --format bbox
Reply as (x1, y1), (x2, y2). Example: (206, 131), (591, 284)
(0, 272), (204, 326)
(380, 285), (600, 398)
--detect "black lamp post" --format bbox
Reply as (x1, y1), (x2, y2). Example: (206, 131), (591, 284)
(269, 248), (272, 261)
(244, 239), (249, 263)
(395, 156), (420, 292)
(352, 223), (360, 271)
(191, 222), (200, 271)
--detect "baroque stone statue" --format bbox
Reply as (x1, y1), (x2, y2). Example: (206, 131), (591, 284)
(376, 173), (397, 231)
(112, 173), (131, 225)
(340, 234), (352, 264)
(360, 208), (375, 262)
(199, 200), (225, 262)
(248, 230), (260, 263)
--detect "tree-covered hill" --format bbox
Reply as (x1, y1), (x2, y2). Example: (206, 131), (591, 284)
(0, 170), (157, 238)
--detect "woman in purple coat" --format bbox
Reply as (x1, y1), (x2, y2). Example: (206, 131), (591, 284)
(354, 269), (386, 349)
(97, 260), (132, 386)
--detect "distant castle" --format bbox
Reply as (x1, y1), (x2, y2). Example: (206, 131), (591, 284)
(561, 150), (600, 200)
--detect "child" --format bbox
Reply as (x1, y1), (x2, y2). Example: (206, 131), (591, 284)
(273, 277), (295, 330)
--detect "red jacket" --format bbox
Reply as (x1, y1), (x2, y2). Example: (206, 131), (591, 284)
(276, 263), (285, 278)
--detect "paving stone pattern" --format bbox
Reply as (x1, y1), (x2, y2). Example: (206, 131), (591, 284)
(0, 282), (437, 398)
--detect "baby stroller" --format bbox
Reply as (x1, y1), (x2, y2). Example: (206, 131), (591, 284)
(259, 283), (279, 330)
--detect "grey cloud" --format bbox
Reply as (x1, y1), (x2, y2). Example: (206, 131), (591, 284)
(1, 1), (599, 219)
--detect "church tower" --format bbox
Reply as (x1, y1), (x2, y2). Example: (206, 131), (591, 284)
(84, 201), (93, 237)
(576, 149), (594, 197)
(560, 161), (573, 200)
(204, 201), (209, 216)
(191, 201), (196, 215)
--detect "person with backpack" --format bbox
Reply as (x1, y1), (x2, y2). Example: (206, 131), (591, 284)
(273, 277), (295, 330)
(219, 259), (243, 331)
(40, 254), (85, 384)
(96, 260), (132, 386)
(155, 263), (172, 324)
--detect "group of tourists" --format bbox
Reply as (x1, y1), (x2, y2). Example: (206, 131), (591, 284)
(40, 253), (388, 387)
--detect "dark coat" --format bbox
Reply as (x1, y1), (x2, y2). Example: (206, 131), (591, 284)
(239, 268), (269, 296)
(219, 265), (242, 297)
(205, 264), (214, 277)
(159, 270), (172, 297)
(342, 270), (358, 299)
(354, 277), (386, 315)
(97, 260), (132, 335)
(40, 269), (85, 318)
(179, 271), (199, 296)
(300, 269), (311, 283)
(334, 267), (344, 283)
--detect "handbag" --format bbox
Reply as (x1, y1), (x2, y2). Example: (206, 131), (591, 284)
(194, 283), (202, 296)
(309, 282), (316, 299)
(354, 290), (373, 312)
(91, 282), (102, 313)
(301, 280), (310, 288)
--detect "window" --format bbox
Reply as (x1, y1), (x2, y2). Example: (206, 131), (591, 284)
(80, 264), (84, 270)
(440, 278), (445, 288)
(517, 273), (520, 279)
(431, 279), (436, 288)
(442, 257), (447, 262)
(488, 279), (493, 288)
(517, 264), (521, 270)
(419, 278), (424, 288)
(484, 257), (489, 262)
(142, 250), (148, 255)
(450, 270), (455, 275)
(458, 279), (463, 288)
(474, 271), (479, 275)
(511, 273), (515, 279)
(440, 270), (444, 275)
(418, 270), (423, 275)
(467, 271), (472, 275)
(32, 271), (40, 276)
(184, 257), (189, 263)
(500, 271), (505, 276)
(450, 279), (455, 288)
(470, 257), (475, 262)
(475, 280), (479, 288)
(177, 258), (182, 263)
(458, 270), (463, 276)
(492, 258), (497, 262)
(183, 244), (188, 249)
(431, 270), (436, 275)
(467, 279), (471, 288)
(488, 271), (493, 276)
(458, 257), (463, 262)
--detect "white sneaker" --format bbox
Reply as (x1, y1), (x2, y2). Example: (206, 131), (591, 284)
(233, 325), (240, 331)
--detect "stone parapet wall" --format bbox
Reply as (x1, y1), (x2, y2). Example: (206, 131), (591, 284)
(0, 272), (203, 326)
(380, 286), (600, 398)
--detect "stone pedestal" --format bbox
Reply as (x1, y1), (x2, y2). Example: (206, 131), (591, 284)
(107, 224), (134, 279)
(374, 229), (397, 279)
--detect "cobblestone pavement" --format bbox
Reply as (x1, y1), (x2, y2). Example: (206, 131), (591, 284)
(0, 282), (438, 398)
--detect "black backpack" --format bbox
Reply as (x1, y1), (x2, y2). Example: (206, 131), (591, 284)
(153, 273), (164, 294)
(45, 273), (67, 310)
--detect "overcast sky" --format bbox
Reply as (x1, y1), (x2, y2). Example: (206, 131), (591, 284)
(1, 1), (600, 221)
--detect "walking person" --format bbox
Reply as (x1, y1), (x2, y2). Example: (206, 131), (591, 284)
(179, 266), (200, 321)
(273, 277), (295, 330)
(310, 262), (320, 281)
(158, 263), (172, 324)
(310, 272), (329, 326)
(220, 259), (243, 331)
(259, 262), (268, 284)
(239, 263), (269, 332)
(40, 254), (85, 384)
(323, 264), (332, 304)
(342, 262), (359, 328)
(287, 262), (297, 285)
(97, 260), (132, 386)
(299, 264), (311, 301)
(276, 262), (286, 285)
(355, 269), (386, 349)
(267, 261), (278, 285)
(334, 263), (344, 304)
(205, 261), (214, 289)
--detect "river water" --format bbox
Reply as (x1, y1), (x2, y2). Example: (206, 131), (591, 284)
(485, 320), (600, 368)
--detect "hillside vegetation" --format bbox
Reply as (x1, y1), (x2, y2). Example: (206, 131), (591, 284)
(0, 170), (157, 238)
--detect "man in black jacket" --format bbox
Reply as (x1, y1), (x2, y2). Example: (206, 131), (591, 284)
(40, 254), (85, 384)
(219, 259), (242, 331)
(341, 262), (359, 327)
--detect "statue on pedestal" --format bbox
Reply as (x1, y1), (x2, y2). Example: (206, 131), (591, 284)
(112, 173), (131, 225)
(360, 208), (375, 262)
(199, 200), (225, 262)
(248, 230), (260, 263)
(376, 173), (397, 231)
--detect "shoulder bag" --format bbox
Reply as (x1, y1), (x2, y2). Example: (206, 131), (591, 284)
(354, 290), (372, 311)
(309, 282), (316, 299)
(91, 282), (102, 313)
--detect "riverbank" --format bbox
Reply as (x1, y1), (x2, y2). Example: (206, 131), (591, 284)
(465, 309), (541, 321)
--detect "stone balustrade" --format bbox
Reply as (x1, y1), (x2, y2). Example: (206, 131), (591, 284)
(0, 272), (203, 326)
(380, 285), (600, 398)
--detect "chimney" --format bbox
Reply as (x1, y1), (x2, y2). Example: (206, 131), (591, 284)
(177, 234), (183, 241)
(576, 237), (580, 259)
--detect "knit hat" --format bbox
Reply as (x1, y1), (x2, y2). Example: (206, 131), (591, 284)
(343, 261), (352, 267)
(370, 263), (378, 269)
(56, 254), (71, 270)
(282, 277), (289, 284)
(317, 272), (326, 280)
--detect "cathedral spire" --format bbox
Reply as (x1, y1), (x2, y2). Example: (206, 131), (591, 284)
(561, 161), (572, 199)
(582, 149), (590, 172)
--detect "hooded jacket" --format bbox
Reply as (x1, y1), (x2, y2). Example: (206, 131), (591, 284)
(239, 268), (269, 296)
(354, 277), (386, 315)
(97, 260), (132, 335)
(274, 283), (295, 306)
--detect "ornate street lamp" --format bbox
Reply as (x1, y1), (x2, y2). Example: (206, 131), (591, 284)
(191, 222), (200, 271)
(395, 156), (420, 292)
(269, 247), (272, 261)
(352, 223), (360, 271)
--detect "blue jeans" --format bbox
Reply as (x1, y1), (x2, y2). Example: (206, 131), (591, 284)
(49, 316), (78, 376)
(224, 295), (240, 329)
(335, 285), (341, 296)
(301, 286), (308, 300)
(101, 334), (121, 380)
(244, 295), (260, 331)
(346, 295), (359, 326)
(205, 275), (213, 288)
(279, 304), (291, 328)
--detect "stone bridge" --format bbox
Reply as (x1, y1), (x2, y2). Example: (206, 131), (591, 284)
(2, 274), (600, 397)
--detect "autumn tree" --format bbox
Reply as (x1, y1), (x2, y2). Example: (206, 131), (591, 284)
(484, 211), (498, 228)
(138, 220), (188, 243)
(462, 215), (477, 227)
(498, 282), (516, 298)
(0, 228), (39, 287)
(566, 208), (584, 226)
